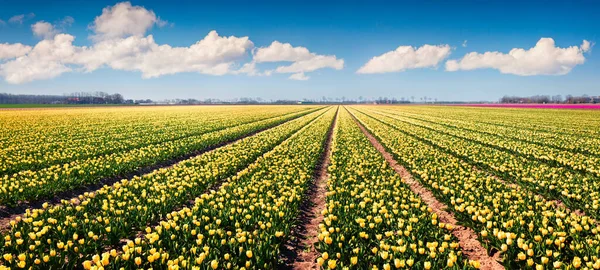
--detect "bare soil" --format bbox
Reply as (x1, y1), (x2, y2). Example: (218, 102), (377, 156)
(278, 107), (338, 270)
(348, 108), (504, 270)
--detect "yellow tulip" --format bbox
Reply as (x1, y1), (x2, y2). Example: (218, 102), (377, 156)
(327, 259), (337, 269)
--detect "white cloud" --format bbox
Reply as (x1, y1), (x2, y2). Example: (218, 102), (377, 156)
(232, 62), (270, 76)
(0, 43), (32, 60)
(357, 44), (451, 74)
(462, 40), (468, 48)
(0, 2), (346, 84)
(0, 19), (6, 26)
(83, 30), (253, 78)
(0, 34), (76, 83)
(32, 21), (59, 39)
(253, 41), (344, 80)
(0, 31), (253, 84)
(30, 17), (74, 40)
(275, 55), (343, 73)
(581, 40), (592, 52)
(445, 38), (592, 76)
(90, 2), (168, 41)
(289, 72), (309, 80)
(254, 41), (314, 62)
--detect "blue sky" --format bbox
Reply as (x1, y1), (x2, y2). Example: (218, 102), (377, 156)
(0, 0), (598, 101)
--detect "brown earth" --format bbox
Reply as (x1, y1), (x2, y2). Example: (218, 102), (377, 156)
(278, 107), (339, 270)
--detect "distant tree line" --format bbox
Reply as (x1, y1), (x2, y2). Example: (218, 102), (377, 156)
(0, 92), (127, 104)
(500, 94), (600, 104)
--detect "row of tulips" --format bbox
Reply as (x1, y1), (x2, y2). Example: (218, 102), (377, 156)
(0, 106), (312, 175)
(0, 106), (307, 148)
(375, 106), (600, 157)
(369, 107), (600, 177)
(315, 108), (473, 269)
(0, 108), (318, 206)
(349, 107), (600, 269)
(82, 106), (337, 270)
(383, 105), (600, 142)
(356, 108), (600, 219)
(0, 107), (330, 269)
(0, 106), (238, 155)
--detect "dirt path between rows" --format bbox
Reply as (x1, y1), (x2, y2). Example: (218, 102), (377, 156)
(348, 107), (504, 270)
(279, 107), (338, 270)
(0, 110), (319, 232)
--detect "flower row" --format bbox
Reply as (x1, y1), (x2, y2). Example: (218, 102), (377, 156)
(358, 109), (600, 219)
(370, 108), (600, 176)
(316, 108), (472, 269)
(0, 107), (329, 269)
(85, 107), (337, 269)
(0, 106), (312, 175)
(0, 108), (317, 206)
(350, 107), (600, 269)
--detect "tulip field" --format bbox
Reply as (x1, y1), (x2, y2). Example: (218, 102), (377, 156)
(1, 105), (599, 269)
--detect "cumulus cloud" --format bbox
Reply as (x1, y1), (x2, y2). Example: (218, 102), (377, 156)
(32, 21), (59, 39)
(90, 2), (168, 41)
(0, 30), (253, 84)
(581, 40), (592, 52)
(253, 41), (344, 80)
(275, 55), (343, 73)
(254, 41), (314, 62)
(0, 2), (345, 84)
(357, 44), (451, 74)
(0, 34), (76, 83)
(0, 31), (253, 84)
(289, 72), (309, 80)
(232, 62), (270, 76)
(445, 38), (592, 76)
(0, 43), (32, 60)
(83, 30), (253, 78)
(31, 17), (75, 40)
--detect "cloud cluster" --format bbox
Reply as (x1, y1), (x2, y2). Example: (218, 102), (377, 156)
(253, 41), (344, 79)
(0, 43), (32, 60)
(357, 44), (451, 74)
(0, 2), (341, 83)
(82, 31), (253, 78)
(0, 1), (593, 84)
(254, 41), (313, 63)
(90, 1), (168, 41)
(0, 30), (253, 84)
(0, 3), (252, 84)
(445, 38), (592, 75)
(32, 21), (59, 39)
(289, 72), (309, 81)
(0, 34), (77, 83)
